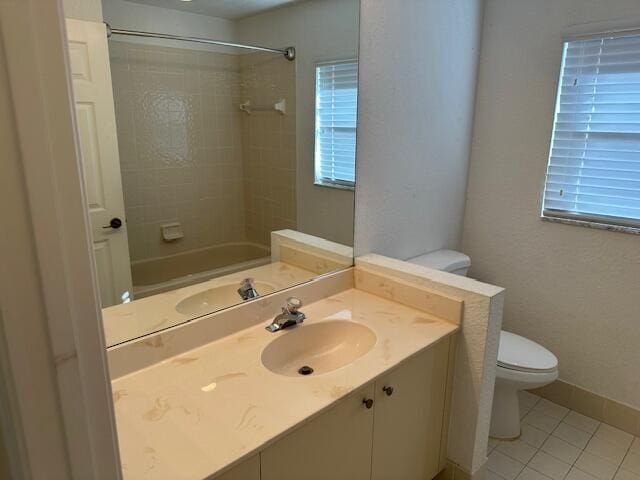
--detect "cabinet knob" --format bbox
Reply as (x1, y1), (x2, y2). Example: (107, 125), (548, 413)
(382, 386), (394, 396)
(363, 398), (374, 409)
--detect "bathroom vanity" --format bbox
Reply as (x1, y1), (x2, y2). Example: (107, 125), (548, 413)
(110, 266), (461, 480)
(259, 337), (454, 480)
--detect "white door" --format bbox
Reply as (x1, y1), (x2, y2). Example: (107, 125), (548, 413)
(66, 18), (133, 308)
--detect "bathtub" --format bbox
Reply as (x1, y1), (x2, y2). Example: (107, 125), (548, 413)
(131, 242), (271, 299)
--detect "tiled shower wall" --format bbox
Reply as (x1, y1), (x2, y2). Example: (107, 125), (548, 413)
(109, 41), (295, 262)
(240, 53), (297, 245)
(109, 41), (245, 261)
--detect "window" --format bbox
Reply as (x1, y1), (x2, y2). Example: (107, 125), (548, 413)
(314, 60), (358, 189)
(543, 32), (640, 231)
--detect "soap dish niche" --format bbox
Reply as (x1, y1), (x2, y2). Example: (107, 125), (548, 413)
(161, 222), (183, 242)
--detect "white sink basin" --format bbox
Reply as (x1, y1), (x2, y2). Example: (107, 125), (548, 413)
(261, 320), (377, 377)
(176, 282), (277, 316)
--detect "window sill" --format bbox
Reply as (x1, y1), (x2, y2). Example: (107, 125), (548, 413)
(541, 214), (640, 235)
(314, 180), (355, 192)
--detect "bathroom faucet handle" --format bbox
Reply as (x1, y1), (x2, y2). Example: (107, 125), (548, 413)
(285, 297), (302, 313)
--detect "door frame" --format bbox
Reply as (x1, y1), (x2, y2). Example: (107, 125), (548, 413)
(0, 0), (121, 478)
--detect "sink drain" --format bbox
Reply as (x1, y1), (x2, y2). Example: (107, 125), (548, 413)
(298, 365), (314, 375)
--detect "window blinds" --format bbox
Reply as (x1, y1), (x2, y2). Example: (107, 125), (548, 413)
(314, 61), (358, 187)
(543, 34), (640, 228)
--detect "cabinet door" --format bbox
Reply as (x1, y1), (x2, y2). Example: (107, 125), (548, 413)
(372, 337), (452, 480)
(261, 383), (375, 480)
(214, 455), (260, 480)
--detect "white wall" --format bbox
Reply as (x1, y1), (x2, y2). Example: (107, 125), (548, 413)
(237, 0), (359, 246)
(62, 0), (103, 22)
(101, 0), (236, 51)
(354, 0), (484, 260)
(463, 0), (640, 409)
(1, 2), (124, 474)
(0, 36), (72, 479)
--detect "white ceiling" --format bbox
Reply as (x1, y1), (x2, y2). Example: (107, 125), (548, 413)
(118, 0), (304, 20)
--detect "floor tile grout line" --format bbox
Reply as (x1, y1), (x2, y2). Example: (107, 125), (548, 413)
(563, 411), (602, 436)
(559, 422), (593, 480)
(491, 395), (639, 480)
(539, 437), (581, 465)
(488, 468), (510, 480)
(610, 438), (634, 480)
(582, 422), (634, 478)
(515, 411), (596, 480)
(530, 411), (603, 480)
(551, 413), (597, 450)
(558, 420), (600, 441)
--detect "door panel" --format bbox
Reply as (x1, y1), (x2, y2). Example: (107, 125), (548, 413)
(93, 240), (116, 304)
(372, 338), (452, 480)
(75, 102), (106, 211)
(66, 19), (132, 307)
(261, 384), (375, 480)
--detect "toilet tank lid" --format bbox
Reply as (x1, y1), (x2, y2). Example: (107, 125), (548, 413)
(407, 249), (471, 272)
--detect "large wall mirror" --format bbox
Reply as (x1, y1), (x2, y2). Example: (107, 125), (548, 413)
(75, 0), (359, 346)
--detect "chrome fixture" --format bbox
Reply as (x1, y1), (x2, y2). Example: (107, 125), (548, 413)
(266, 297), (305, 332)
(104, 23), (296, 61)
(238, 278), (259, 301)
(239, 98), (286, 115)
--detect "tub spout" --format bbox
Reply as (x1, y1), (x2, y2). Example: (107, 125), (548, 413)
(238, 278), (259, 300)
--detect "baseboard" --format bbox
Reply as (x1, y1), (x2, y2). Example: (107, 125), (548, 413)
(531, 379), (640, 437)
(435, 460), (487, 480)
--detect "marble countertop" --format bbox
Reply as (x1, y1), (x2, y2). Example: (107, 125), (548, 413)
(112, 288), (459, 480)
(103, 262), (317, 346)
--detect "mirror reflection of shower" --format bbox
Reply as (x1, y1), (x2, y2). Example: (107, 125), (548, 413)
(108, 29), (297, 300)
(87, 0), (358, 346)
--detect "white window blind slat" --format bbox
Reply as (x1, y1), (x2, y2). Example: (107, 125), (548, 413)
(542, 33), (640, 229)
(314, 61), (358, 187)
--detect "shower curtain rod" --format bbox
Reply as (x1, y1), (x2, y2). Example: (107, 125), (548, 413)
(105, 23), (296, 61)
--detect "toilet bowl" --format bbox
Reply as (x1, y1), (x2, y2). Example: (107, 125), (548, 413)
(406, 249), (559, 440)
(492, 331), (558, 438)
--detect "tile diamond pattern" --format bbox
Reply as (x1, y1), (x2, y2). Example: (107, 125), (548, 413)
(488, 393), (638, 480)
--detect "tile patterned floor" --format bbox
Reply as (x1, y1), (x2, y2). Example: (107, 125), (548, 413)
(488, 392), (640, 480)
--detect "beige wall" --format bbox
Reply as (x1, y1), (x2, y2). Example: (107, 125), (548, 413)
(241, 53), (297, 245)
(463, 0), (640, 409)
(109, 41), (247, 261)
(354, 0), (484, 259)
(237, 0), (359, 246)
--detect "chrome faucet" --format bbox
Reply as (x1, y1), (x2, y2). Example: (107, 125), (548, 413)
(238, 278), (259, 301)
(266, 297), (305, 332)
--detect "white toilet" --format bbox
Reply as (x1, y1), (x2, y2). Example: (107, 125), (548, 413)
(406, 249), (559, 440)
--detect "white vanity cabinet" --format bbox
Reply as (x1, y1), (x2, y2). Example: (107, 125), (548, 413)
(261, 383), (376, 480)
(371, 337), (452, 480)
(259, 335), (456, 480)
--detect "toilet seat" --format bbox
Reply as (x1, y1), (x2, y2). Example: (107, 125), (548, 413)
(498, 331), (558, 373)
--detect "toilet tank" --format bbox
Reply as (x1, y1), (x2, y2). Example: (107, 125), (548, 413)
(406, 249), (471, 276)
